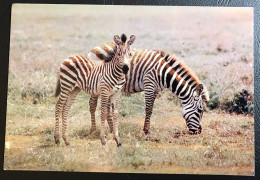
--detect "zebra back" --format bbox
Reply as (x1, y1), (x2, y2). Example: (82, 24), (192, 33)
(87, 42), (117, 62)
(87, 42), (209, 101)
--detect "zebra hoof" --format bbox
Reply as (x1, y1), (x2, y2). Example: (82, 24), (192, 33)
(55, 139), (60, 145)
(143, 131), (151, 141)
(101, 141), (106, 146)
(143, 128), (150, 135)
(117, 142), (122, 147)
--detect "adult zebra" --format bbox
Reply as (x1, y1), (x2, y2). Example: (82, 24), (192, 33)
(87, 42), (209, 139)
(54, 34), (136, 147)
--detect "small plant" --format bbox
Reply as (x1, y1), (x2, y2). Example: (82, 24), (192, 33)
(206, 91), (220, 110)
(240, 55), (250, 63)
(216, 45), (228, 53)
(221, 90), (254, 115)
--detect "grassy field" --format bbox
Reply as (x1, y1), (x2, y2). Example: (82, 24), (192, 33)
(4, 4), (254, 175)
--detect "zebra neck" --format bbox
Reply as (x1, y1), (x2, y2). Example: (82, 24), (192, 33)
(106, 58), (125, 80)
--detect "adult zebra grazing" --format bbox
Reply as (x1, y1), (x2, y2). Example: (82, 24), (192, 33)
(87, 42), (209, 139)
(54, 34), (136, 147)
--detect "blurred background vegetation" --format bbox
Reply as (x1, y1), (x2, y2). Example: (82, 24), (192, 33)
(8, 5), (254, 115)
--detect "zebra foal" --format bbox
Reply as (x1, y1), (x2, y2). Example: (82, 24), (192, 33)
(54, 34), (136, 147)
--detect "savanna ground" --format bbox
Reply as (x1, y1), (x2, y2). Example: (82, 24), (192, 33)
(4, 4), (254, 175)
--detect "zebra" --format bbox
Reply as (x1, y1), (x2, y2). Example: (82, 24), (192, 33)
(87, 42), (209, 139)
(54, 34), (136, 147)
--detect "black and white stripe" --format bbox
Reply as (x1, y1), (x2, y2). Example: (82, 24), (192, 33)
(54, 34), (136, 146)
(87, 42), (209, 138)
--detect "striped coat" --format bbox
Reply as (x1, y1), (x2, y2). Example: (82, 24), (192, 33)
(87, 42), (209, 139)
(54, 34), (136, 146)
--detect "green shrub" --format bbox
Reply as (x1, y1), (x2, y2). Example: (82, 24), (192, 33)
(206, 91), (220, 110)
(221, 90), (254, 115)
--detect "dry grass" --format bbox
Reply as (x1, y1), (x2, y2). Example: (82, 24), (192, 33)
(4, 100), (254, 174)
(5, 4), (254, 175)
(4, 91), (255, 175)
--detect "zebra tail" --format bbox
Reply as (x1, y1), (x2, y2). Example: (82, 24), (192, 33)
(54, 78), (61, 97)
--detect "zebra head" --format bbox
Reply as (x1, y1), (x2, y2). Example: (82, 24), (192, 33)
(113, 34), (136, 74)
(181, 84), (206, 135)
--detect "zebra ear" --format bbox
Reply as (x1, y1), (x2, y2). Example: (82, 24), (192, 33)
(196, 84), (203, 96)
(114, 35), (122, 45)
(127, 35), (136, 46)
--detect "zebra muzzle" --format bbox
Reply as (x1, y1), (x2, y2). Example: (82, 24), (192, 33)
(122, 64), (129, 74)
(189, 126), (202, 135)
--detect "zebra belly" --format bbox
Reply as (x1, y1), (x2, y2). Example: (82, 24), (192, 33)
(84, 75), (101, 96)
(84, 78), (125, 97)
(123, 77), (144, 94)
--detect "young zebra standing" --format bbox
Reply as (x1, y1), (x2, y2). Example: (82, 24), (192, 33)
(54, 34), (136, 146)
(87, 43), (209, 139)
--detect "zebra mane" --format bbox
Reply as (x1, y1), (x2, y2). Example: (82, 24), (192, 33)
(165, 54), (200, 83)
(104, 45), (117, 63)
(163, 53), (209, 101)
(153, 49), (167, 57)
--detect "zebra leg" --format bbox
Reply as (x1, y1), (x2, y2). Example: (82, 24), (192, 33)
(89, 96), (98, 134)
(89, 97), (114, 134)
(61, 87), (80, 146)
(107, 98), (114, 133)
(143, 88), (158, 140)
(54, 96), (68, 145)
(100, 90), (109, 146)
(110, 92), (121, 147)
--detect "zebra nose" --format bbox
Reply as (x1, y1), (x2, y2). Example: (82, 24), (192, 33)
(198, 125), (202, 133)
(189, 128), (197, 135)
(189, 126), (202, 135)
(122, 64), (129, 74)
